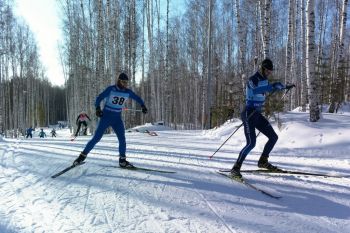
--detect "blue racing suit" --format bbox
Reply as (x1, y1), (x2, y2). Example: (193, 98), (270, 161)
(26, 127), (34, 138)
(82, 85), (145, 156)
(236, 71), (284, 165)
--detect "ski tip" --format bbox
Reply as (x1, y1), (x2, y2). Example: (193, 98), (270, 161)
(219, 169), (231, 172)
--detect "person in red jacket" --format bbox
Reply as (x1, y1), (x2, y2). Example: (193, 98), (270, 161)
(74, 111), (91, 136)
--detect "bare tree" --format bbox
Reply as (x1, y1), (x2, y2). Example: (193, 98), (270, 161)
(329, 0), (348, 113)
(259, 0), (272, 58)
(306, 0), (320, 122)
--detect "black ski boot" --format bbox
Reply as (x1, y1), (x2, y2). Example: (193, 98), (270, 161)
(119, 156), (134, 168)
(258, 156), (280, 171)
(73, 153), (87, 166)
(230, 163), (242, 178)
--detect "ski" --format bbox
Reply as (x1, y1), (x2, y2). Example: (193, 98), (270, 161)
(217, 172), (281, 199)
(219, 169), (343, 178)
(51, 162), (85, 178)
(105, 165), (176, 174)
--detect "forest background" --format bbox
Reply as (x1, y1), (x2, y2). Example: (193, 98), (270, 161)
(0, 0), (349, 136)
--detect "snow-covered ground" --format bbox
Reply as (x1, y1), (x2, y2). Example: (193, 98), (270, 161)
(0, 110), (350, 233)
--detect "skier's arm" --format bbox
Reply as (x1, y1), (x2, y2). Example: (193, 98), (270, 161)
(128, 90), (145, 106)
(250, 81), (286, 94)
(249, 80), (274, 94)
(95, 86), (113, 108)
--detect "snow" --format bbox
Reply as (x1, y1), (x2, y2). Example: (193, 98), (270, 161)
(0, 110), (350, 233)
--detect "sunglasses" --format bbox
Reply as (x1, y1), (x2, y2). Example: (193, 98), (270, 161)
(119, 80), (128, 84)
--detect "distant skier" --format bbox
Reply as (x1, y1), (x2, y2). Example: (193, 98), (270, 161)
(51, 128), (57, 137)
(74, 111), (91, 136)
(38, 129), (46, 138)
(230, 58), (294, 178)
(73, 72), (148, 167)
(26, 127), (34, 138)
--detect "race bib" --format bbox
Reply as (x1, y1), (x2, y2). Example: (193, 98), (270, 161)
(106, 91), (129, 109)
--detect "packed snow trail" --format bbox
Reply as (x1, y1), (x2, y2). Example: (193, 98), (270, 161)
(0, 111), (350, 233)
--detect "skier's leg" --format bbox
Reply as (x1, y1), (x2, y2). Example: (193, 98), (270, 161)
(75, 122), (82, 136)
(82, 118), (110, 155)
(73, 118), (110, 165)
(82, 121), (88, 135)
(256, 115), (279, 169)
(236, 110), (257, 166)
(111, 114), (126, 156)
(111, 114), (132, 167)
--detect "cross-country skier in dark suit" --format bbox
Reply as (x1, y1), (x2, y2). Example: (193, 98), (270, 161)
(231, 58), (293, 178)
(26, 127), (34, 138)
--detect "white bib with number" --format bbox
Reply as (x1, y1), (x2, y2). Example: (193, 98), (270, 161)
(105, 91), (129, 111)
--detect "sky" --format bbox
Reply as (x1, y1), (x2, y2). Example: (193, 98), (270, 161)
(13, 0), (186, 87)
(12, 0), (189, 87)
(14, 0), (65, 86)
(0, 108), (350, 232)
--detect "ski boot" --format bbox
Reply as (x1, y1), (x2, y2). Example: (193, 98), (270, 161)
(119, 156), (134, 168)
(73, 152), (87, 166)
(230, 163), (242, 178)
(258, 156), (280, 171)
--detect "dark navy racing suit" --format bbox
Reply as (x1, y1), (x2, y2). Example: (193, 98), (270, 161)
(236, 71), (284, 165)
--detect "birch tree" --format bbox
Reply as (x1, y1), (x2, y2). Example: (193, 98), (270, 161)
(235, 0), (247, 91)
(300, 0), (308, 111)
(306, 0), (320, 122)
(259, 0), (272, 58)
(285, 0), (295, 110)
(329, 0), (348, 113)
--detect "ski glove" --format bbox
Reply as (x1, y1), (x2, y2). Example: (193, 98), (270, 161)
(285, 84), (296, 90)
(272, 82), (285, 90)
(96, 107), (103, 117)
(141, 105), (148, 114)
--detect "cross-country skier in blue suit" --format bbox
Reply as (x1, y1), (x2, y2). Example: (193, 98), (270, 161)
(26, 126), (34, 138)
(231, 58), (294, 178)
(73, 72), (148, 167)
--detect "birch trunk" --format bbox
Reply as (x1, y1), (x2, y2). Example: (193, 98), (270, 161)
(146, 0), (156, 121)
(300, 0), (308, 111)
(306, 0), (320, 122)
(285, 0), (294, 110)
(235, 0), (246, 90)
(329, 0), (348, 112)
(259, 0), (272, 58)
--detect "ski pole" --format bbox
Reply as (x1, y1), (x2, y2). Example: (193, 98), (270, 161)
(209, 122), (244, 159)
(123, 108), (143, 112)
(209, 109), (256, 159)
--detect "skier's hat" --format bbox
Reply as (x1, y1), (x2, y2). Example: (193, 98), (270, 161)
(118, 73), (129, 81)
(261, 58), (273, 71)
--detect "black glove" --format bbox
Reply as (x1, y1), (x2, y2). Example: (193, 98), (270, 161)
(285, 84), (296, 90)
(141, 105), (148, 114)
(96, 106), (103, 117)
(272, 82), (285, 90)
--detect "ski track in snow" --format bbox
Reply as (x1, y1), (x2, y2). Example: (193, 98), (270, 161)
(0, 112), (350, 232)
